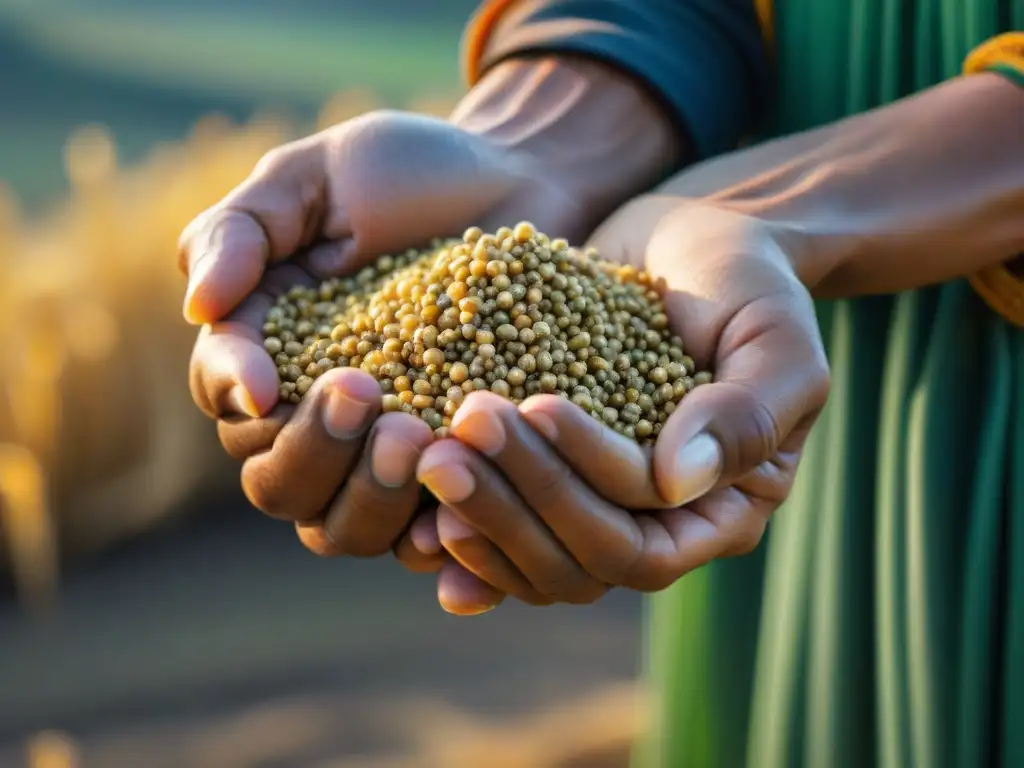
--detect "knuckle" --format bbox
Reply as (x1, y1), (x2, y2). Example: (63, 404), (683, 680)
(621, 556), (678, 593)
(746, 393), (784, 459)
(725, 516), (767, 557)
(216, 423), (251, 462)
(241, 459), (321, 522)
(253, 145), (295, 177)
(341, 110), (403, 151)
(296, 525), (343, 558)
(296, 177), (323, 220)
(240, 469), (289, 519)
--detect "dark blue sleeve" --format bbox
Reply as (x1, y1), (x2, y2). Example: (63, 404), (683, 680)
(464, 0), (772, 161)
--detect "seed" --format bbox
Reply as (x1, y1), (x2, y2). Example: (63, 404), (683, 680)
(412, 394), (434, 410)
(513, 221), (536, 243)
(507, 367), (527, 387)
(421, 408), (443, 430)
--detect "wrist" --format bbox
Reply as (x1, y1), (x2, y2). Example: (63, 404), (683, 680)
(714, 196), (855, 297)
(674, 75), (1024, 299)
(641, 198), (828, 297)
(450, 56), (684, 236)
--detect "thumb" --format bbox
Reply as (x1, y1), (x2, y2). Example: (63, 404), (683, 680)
(652, 295), (830, 507)
(584, 194), (681, 266)
(178, 138), (339, 325)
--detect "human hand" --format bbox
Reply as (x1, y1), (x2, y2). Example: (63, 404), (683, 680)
(415, 201), (831, 614)
(180, 109), (584, 570)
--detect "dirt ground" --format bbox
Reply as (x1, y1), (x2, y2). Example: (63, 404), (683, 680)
(0, 498), (646, 767)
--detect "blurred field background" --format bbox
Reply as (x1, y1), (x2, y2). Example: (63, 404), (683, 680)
(0, 2), (645, 766)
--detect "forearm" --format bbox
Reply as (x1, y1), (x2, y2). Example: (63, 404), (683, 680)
(450, 56), (683, 230)
(448, 0), (771, 236)
(663, 74), (1024, 299)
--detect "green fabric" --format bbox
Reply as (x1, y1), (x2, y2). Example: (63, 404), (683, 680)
(636, 2), (1024, 767)
(989, 62), (1024, 89)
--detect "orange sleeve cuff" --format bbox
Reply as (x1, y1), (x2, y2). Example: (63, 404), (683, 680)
(753, 0), (774, 51)
(463, 1), (776, 85)
(963, 32), (1024, 328)
(462, 0), (523, 86)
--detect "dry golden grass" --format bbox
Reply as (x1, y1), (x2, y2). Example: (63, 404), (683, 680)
(0, 91), (457, 611)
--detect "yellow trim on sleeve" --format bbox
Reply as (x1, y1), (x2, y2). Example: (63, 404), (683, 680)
(963, 32), (1024, 78)
(963, 32), (1024, 328)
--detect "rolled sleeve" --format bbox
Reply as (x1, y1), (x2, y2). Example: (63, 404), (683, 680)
(461, 0), (773, 160)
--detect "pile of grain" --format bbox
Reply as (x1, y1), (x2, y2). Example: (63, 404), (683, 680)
(263, 224), (711, 446)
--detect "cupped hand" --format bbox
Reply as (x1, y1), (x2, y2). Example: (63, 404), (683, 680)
(416, 201), (831, 614)
(180, 110), (582, 571)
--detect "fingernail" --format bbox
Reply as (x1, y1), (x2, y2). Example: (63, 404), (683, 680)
(418, 458), (476, 504)
(668, 433), (723, 506)
(522, 410), (558, 442)
(226, 384), (260, 418)
(182, 286), (202, 324)
(438, 562), (501, 616)
(182, 256), (213, 324)
(443, 602), (497, 617)
(452, 409), (505, 457)
(436, 507), (476, 543)
(322, 387), (373, 439)
(371, 431), (420, 488)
